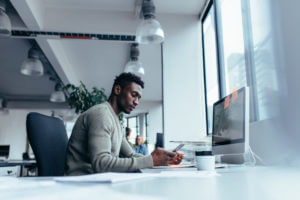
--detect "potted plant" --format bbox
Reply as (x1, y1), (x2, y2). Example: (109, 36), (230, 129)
(63, 81), (108, 114)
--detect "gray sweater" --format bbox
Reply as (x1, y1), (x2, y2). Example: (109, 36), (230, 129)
(64, 102), (153, 175)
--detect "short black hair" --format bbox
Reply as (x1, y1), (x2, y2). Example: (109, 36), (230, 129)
(113, 72), (144, 89)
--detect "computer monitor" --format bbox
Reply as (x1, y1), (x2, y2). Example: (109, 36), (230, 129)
(155, 133), (164, 148)
(212, 87), (249, 163)
(0, 145), (10, 159)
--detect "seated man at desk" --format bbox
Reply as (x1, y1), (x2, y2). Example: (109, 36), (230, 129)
(65, 73), (181, 175)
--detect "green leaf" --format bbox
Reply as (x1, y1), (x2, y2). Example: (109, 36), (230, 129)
(62, 81), (108, 115)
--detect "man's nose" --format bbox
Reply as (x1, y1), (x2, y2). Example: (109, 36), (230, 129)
(133, 98), (139, 106)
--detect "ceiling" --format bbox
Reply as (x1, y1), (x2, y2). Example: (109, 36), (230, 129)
(0, 38), (53, 96)
(42, 0), (205, 15)
(0, 0), (207, 111)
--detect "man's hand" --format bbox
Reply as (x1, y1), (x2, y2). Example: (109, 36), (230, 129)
(170, 152), (184, 165)
(151, 148), (176, 166)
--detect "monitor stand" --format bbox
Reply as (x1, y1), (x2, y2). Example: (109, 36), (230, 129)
(215, 149), (254, 165)
(220, 154), (245, 164)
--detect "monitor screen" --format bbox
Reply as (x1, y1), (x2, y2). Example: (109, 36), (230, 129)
(155, 133), (164, 148)
(212, 87), (247, 146)
(0, 145), (10, 158)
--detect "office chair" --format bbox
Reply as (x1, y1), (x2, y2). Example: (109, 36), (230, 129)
(26, 112), (68, 176)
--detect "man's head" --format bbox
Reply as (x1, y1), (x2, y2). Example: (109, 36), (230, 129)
(109, 73), (144, 114)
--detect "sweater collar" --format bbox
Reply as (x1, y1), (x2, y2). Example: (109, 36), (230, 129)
(105, 101), (120, 121)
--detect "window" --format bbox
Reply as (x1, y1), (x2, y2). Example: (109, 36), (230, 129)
(215, 0), (247, 95)
(201, 1), (220, 134)
(127, 116), (139, 144)
(126, 113), (149, 145)
(202, 0), (279, 129)
(144, 113), (148, 141)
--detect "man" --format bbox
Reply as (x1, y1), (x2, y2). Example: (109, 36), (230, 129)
(65, 73), (180, 175)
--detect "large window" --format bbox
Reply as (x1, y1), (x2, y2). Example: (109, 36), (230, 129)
(127, 116), (139, 144)
(202, 0), (279, 133)
(216, 0), (247, 95)
(202, 1), (220, 134)
(126, 113), (148, 145)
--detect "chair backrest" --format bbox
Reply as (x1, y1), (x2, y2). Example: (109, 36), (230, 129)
(26, 112), (68, 176)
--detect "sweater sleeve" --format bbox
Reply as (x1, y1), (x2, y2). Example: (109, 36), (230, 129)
(87, 108), (153, 173)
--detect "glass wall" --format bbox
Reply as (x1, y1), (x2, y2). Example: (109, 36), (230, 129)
(215, 0), (247, 95)
(202, 2), (220, 134)
(202, 0), (279, 129)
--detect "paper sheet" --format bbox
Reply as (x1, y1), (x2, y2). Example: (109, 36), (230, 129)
(157, 170), (219, 178)
(54, 172), (155, 183)
(0, 177), (165, 200)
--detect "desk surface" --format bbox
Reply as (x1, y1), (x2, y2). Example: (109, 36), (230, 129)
(0, 166), (299, 200)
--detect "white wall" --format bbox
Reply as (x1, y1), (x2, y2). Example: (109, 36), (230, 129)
(0, 109), (53, 159)
(160, 14), (206, 149)
(146, 103), (163, 145)
(248, 0), (300, 166)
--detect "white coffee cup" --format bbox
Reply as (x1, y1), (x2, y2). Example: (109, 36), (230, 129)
(195, 151), (215, 171)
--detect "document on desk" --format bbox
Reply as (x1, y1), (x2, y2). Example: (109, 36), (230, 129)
(0, 177), (166, 200)
(157, 170), (219, 178)
(54, 172), (155, 183)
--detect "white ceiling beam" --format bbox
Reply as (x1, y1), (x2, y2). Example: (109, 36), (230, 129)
(10, 0), (42, 30)
(11, 0), (77, 85)
(36, 37), (79, 85)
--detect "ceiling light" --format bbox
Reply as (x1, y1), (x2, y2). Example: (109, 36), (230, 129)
(50, 83), (66, 103)
(20, 47), (44, 76)
(0, 0), (11, 37)
(124, 43), (145, 77)
(136, 0), (164, 44)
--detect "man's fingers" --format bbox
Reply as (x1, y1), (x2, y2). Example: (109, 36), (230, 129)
(165, 150), (176, 158)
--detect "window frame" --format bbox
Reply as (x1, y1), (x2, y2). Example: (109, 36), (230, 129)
(126, 116), (139, 135)
(126, 113), (149, 144)
(201, 0), (264, 134)
(201, 0), (222, 135)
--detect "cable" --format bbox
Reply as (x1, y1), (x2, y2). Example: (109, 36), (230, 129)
(248, 145), (267, 166)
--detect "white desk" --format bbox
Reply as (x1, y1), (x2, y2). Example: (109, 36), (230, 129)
(0, 160), (36, 177)
(0, 166), (299, 200)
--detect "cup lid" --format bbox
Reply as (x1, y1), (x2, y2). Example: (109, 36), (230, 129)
(195, 151), (212, 156)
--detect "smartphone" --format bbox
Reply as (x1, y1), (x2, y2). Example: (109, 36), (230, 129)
(173, 144), (184, 152)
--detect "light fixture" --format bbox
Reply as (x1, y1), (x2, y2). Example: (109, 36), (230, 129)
(135, 0), (164, 44)
(124, 43), (145, 77)
(50, 83), (66, 103)
(0, 0), (11, 37)
(20, 47), (44, 76)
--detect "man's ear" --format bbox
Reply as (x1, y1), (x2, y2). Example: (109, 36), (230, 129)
(114, 85), (122, 95)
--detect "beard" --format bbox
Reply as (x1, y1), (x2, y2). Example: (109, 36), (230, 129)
(117, 99), (131, 114)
